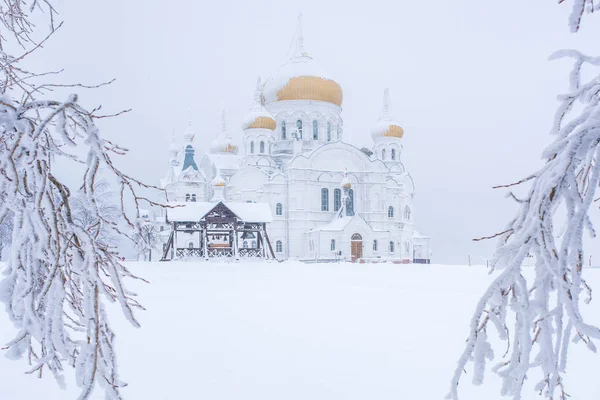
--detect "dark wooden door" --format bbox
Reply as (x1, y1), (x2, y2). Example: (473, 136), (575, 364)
(351, 241), (362, 261)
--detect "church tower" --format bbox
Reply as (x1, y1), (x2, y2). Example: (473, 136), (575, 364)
(261, 14), (344, 161)
(242, 77), (277, 169)
(371, 89), (404, 164)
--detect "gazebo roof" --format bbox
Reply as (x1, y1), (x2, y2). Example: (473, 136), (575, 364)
(167, 201), (273, 223)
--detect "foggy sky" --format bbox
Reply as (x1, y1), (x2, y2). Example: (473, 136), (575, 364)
(25, 0), (600, 264)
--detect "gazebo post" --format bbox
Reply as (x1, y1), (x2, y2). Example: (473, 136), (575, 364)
(203, 221), (209, 261)
(233, 221), (239, 261)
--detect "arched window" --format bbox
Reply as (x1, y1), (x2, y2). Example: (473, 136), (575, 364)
(276, 203), (283, 216)
(327, 122), (331, 141)
(334, 189), (341, 211)
(296, 120), (303, 139)
(252, 240), (257, 248)
(185, 193), (190, 202)
(191, 194), (197, 202)
(281, 121), (286, 139)
(313, 120), (318, 140)
(243, 241), (248, 248)
(260, 141), (265, 153)
(331, 239), (336, 251)
(321, 188), (329, 211)
(391, 149), (396, 160)
(276, 240), (283, 253)
(373, 239), (378, 251)
(388, 206), (394, 218)
(250, 141), (255, 154)
(389, 241), (395, 253)
(382, 149), (386, 160)
(188, 242), (194, 249)
(404, 206), (411, 220)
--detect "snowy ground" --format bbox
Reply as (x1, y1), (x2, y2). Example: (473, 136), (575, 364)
(1, 261), (599, 399)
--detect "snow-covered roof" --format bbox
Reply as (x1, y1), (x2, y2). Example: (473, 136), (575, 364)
(167, 202), (273, 223)
(207, 153), (242, 171)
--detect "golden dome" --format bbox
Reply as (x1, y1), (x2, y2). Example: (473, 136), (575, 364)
(275, 76), (343, 106)
(214, 181), (225, 187)
(382, 124), (404, 139)
(247, 116), (276, 130)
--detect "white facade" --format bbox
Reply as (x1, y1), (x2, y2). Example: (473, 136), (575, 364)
(158, 18), (431, 263)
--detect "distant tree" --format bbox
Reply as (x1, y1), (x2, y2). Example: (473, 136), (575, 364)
(449, 4), (600, 400)
(135, 222), (160, 262)
(0, 2), (162, 399)
(0, 212), (13, 260)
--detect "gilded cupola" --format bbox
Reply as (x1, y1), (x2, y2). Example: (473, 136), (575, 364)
(210, 110), (239, 155)
(371, 89), (404, 141)
(262, 14), (343, 108)
(242, 77), (277, 131)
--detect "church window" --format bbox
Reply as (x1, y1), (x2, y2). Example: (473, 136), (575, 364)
(313, 120), (318, 140)
(388, 206), (394, 218)
(373, 240), (378, 251)
(389, 241), (395, 253)
(191, 194), (197, 202)
(160, 226), (164, 232)
(331, 239), (336, 251)
(327, 122), (331, 141)
(260, 141), (265, 153)
(185, 193), (190, 202)
(391, 149), (396, 160)
(333, 189), (341, 211)
(252, 240), (257, 248)
(348, 189), (355, 215)
(404, 206), (411, 220)
(321, 188), (329, 211)
(297, 120), (303, 139)
(250, 141), (255, 154)
(276, 240), (283, 253)
(382, 149), (386, 160)
(281, 121), (287, 139)
(188, 242), (194, 249)
(276, 203), (283, 216)
(185, 223), (192, 229)
(243, 241), (248, 248)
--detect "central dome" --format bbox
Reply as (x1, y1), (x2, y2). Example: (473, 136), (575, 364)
(262, 54), (343, 107)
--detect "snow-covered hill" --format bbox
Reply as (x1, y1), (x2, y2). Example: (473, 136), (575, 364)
(1, 262), (599, 399)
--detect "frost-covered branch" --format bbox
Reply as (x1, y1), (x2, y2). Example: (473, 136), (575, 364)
(559, 0), (600, 32)
(448, 50), (600, 400)
(0, 2), (164, 399)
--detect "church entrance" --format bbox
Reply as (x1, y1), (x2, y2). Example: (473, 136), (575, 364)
(351, 233), (363, 262)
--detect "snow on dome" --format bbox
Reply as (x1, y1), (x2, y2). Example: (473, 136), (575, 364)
(183, 120), (195, 142)
(371, 89), (404, 141)
(210, 110), (239, 155)
(341, 175), (352, 189)
(242, 77), (276, 131)
(262, 15), (343, 107)
(211, 172), (226, 187)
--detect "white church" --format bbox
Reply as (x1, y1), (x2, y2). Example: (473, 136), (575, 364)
(156, 17), (431, 263)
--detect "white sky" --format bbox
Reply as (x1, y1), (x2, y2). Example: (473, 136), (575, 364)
(26, 0), (600, 264)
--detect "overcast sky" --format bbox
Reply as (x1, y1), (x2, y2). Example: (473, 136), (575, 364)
(26, 0), (600, 264)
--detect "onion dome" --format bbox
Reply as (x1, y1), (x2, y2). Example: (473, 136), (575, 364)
(210, 110), (239, 154)
(341, 169), (351, 189)
(371, 89), (404, 141)
(183, 120), (195, 142)
(211, 171), (226, 187)
(262, 14), (343, 107)
(242, 77), (276, 131)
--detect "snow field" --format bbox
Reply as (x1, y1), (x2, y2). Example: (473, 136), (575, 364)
(1, 262), (599, 399)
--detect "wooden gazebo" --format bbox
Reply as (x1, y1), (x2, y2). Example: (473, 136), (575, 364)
(161, 201), (275, 261)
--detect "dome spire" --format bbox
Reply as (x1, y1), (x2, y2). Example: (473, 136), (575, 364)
(380, 88), (391, 121)
(295, 13), (306, 57)
(254, 77), (263, 106)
